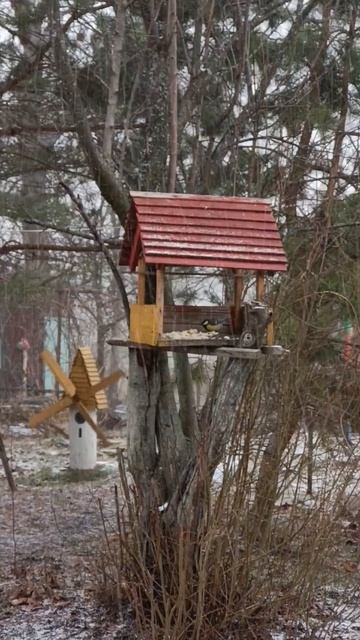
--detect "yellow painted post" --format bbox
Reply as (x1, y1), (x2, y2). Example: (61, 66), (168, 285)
(129, 305), (160, 345)
(267, 320), (274, 346)
(156, 266), (165, 337)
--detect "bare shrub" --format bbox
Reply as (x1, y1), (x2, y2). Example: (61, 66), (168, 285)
(93, 355), (359, 639)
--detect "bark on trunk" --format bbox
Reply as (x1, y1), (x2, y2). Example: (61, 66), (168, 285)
(156, 353), (191, 497)
(164, 358), (256, 528)
(127, 348), (159, 508)
(174, 351), (200, 444)
(0, 434), (16, 492)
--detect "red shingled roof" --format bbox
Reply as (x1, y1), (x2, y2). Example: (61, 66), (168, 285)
(120, 192), (287, 272)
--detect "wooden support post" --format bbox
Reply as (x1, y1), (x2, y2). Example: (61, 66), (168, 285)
(233, 269), (243, 332)
(137, 257), (146, 304)
(156, 266), (165, 336)
(256, 270), (265, 301)
(267, 320), (274, 346)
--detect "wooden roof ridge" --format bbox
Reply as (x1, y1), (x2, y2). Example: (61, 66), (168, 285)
(130, 191), (272, 203)
(119, 192), (287, 273)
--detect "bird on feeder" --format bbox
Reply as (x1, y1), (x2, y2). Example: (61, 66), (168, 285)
(201, 319), (228, 333)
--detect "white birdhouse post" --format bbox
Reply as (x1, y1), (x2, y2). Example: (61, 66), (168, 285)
(69, 407), (97, 470)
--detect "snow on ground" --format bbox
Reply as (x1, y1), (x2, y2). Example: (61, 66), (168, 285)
(1, 419), (359, 639)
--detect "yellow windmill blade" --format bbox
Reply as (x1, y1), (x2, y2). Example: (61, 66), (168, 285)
(75, 401), (110, 447)
(41, 351), (76, 397)
(29, 395), (75, 429)
(90, 369), (125, 394)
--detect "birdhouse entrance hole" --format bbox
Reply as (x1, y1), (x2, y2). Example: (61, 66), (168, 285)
(75, 411), (85, 424)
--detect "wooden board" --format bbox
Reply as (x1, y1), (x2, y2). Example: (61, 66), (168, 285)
(216, 348), (264, 360)
(91, 370), (125, 393)
(267, 320), (274, 346)
(41, 351), (76, 397)
(233, 270), (243, 332)
(156, 266), (165, 335)
(256, 271), (265, 301)
(137, 257), (145, 304)
(129, 304), (160, 346)
(108, 337), (241, 355)
(29, 395), (74, 428)
(261, 345), (289, 356)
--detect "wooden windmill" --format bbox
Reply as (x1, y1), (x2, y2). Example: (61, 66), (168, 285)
(30, 348), (125, 451)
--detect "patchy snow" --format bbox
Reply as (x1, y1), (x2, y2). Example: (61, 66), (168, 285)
(1, 420), (359, 639)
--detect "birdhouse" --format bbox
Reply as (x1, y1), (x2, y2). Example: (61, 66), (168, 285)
(113, 193), (287, 356)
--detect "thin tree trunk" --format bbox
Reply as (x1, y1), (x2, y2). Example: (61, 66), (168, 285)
(173, 352), (200, 443)
(167, 0), (177, 191)
(103, 0), (127, 159)
(55, 292), (62, 398)
(165, 0), (199, 444)
(127, 348), (160, 510)
(322, 5), (357, 226)
(0, 434), (16, 492)
(164, 358), (256, 528)
(156, 353), (191, 497)
(249, 418), (298, 545)
(102, 1), (127, 402)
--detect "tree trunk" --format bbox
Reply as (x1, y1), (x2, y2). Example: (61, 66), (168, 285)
(164, 358), (256, 528)
(156, 353), (191, 497)
(103, 0), (126, 159)
(167, 0), (177, 191)
(127, 348), (159, 511)
(0, 434), (16, 492)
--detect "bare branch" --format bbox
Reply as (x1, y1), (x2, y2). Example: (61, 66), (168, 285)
(52, 1), (129, 224)
(0, 242), (116, 254)
(60, 181), (130, 324)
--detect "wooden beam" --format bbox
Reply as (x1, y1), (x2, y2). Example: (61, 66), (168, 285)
(156, 266), (165, 335)
(137, 257), (146, 304)
(233, 269), (243, 332)
(256, 271), (265, 301)
(29, 394), (74, 428)
(41, 351), (76, 397)
(261, 345), (289, 356)
(90, 369), (126, 394)
(267, 320), (274, 346)
(129, 226), (140, 271)
(217, 347), (264, 360)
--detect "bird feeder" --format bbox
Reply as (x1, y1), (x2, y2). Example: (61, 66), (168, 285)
(111, 193), (287, 356)
(29, 349), (124, 470)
